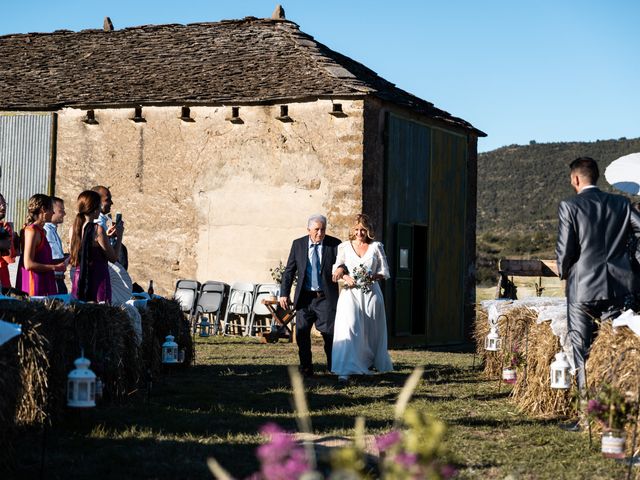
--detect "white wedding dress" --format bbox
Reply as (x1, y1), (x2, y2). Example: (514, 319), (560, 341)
(331, 241), (393, 376)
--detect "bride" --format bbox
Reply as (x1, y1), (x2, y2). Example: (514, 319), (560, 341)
(331, 214), (393, 382)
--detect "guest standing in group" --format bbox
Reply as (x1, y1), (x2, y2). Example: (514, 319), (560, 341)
(556, 157), (640, 396)
(70, 190), (124, 303)
(0, 193), (19, 290)
(16, 194), (66, 296)
(92, 185), (128, 269)
(331, 214), (393, 383)
(44, 196), (68, 294)
(279, 215), (344, 377)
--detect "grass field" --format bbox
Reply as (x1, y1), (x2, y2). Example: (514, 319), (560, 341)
(9, 326), (632, 480)
(477, 275), (565, 302)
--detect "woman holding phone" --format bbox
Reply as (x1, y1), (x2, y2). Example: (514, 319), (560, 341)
(70, 190), (124, 303)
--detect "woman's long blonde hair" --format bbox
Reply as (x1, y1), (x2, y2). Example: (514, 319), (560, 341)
(348, 213), (375, 242)
(69, 190), (101, 266)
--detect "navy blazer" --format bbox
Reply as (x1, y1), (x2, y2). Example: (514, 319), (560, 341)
(556, 187), (640, 303)
(281, 234), (341, 311)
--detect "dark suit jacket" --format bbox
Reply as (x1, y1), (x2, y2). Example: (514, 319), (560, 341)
(281, 234), (341, 312)
(556, 187), (640, 303)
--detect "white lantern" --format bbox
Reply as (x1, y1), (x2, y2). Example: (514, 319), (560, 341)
(67, 355), (96, 408)
(550, 351), (572, 389)
(162, 335), (179, 364)
(484, 326), (502, 351)
(199, 316), (210, 337)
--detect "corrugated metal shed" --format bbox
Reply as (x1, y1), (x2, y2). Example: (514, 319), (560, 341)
(0, 112), (55, 230)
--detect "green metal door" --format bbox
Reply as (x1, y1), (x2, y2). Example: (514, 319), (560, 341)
(394, 223), (413, 335)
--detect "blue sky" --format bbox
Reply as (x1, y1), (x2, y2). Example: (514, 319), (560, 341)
(1, 0), (638, 152)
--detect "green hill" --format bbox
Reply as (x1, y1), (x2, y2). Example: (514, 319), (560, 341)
(476, 137), (640, 285)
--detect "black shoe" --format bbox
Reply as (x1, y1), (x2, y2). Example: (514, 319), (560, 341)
(559, 420), (581, 432)
(299, 366), (314, 378)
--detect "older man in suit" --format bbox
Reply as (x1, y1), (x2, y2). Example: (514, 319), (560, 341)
(279, 214), (344, 377)
(556, 157), (640, 393)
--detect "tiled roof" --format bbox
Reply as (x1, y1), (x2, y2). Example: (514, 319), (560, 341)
(0, 16), (484, 134)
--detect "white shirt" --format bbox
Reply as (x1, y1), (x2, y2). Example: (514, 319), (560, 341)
(43, 222), (64, 260)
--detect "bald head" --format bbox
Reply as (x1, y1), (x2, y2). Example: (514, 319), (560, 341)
(91, 185), (113, 214)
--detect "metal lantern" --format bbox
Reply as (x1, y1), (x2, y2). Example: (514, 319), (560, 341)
(199, 316), (211, 337)
(550, 351), (572, 389)
(484, 326), (502, 351)
(162, 335), (179, 364)
(67, 355), (96, 408)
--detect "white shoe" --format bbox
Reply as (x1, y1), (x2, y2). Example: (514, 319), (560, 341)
(338, 375), (349, 383)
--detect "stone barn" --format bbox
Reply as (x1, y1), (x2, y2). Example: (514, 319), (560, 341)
(0, 10), (485, 346)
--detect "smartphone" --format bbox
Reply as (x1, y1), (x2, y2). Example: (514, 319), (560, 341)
(115, 212), (122, 225)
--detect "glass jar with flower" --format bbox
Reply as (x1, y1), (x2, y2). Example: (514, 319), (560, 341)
(587, 384), (639, 459)
(502, 344), (525, 384)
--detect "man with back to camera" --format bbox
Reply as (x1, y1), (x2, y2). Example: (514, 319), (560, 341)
(556, 157), (640, 401)
(44, 196), (67, 294)
(279, 215), (344, 377)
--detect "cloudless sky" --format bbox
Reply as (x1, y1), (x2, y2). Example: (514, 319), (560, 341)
(1, 0), (638, 152)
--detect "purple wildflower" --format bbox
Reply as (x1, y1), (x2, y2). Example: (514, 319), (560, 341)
(375, 430), (402, 452)
(394, 452), (419, 468)
(255, 423), (310, 480)
(587, 399), (606, 416)
(440, 464), (459, 479)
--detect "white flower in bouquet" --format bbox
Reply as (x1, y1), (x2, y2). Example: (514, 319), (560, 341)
(350, 264), (375, 294)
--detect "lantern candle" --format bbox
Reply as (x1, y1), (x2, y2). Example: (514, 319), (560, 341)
(162, 335), (179, 364)
(67, 354), (97, 408)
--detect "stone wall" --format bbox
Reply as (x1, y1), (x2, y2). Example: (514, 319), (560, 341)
(54, 100), (364, 295)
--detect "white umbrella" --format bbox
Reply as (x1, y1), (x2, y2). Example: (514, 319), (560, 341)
(605, 152), (640, 195)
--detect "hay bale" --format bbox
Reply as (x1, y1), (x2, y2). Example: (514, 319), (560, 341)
(586, 321), (640, 441)
(511, 320), (573, 417)
(474, 305), (537, 378)
(0, 300), (51, 471)
(141, 297), (193, 376)
(0, 299), (144, 427)
(42, 302), (143, 418)
(0, 300), (51, 426)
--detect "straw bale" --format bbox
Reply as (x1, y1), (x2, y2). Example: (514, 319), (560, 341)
(0, 299), (144, 429)
(41, 302), (143, 418)
(586, 321), (640, 442)
(511, 320), (574, 417)
(474, 305), (537, 378)
(141, 297), (193, 376)
(0, 300), (51, 426)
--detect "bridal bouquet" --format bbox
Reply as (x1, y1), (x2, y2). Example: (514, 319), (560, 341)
(349, 264), (375, 294)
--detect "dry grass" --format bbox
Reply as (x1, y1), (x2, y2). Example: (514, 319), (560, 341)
(587, 321), (640, 445)
(511, 321), (573, 417)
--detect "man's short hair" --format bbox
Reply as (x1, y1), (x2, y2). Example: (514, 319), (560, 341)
(569, 157), (599, 184)
(91, 185), (110, 195)
(51, 196), (64, 204)
(307, 214), (327, 228)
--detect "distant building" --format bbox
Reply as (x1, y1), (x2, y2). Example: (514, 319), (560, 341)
(0, 9), (485, 345)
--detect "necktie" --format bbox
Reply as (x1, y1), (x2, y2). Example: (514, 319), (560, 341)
(311, 243), (321, 290)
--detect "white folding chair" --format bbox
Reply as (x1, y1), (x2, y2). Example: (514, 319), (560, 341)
(222, 282), (255, 336)
(194, 281), (228, 335)
(173, 279), (201, 329)
(248, 283), (280, 336)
